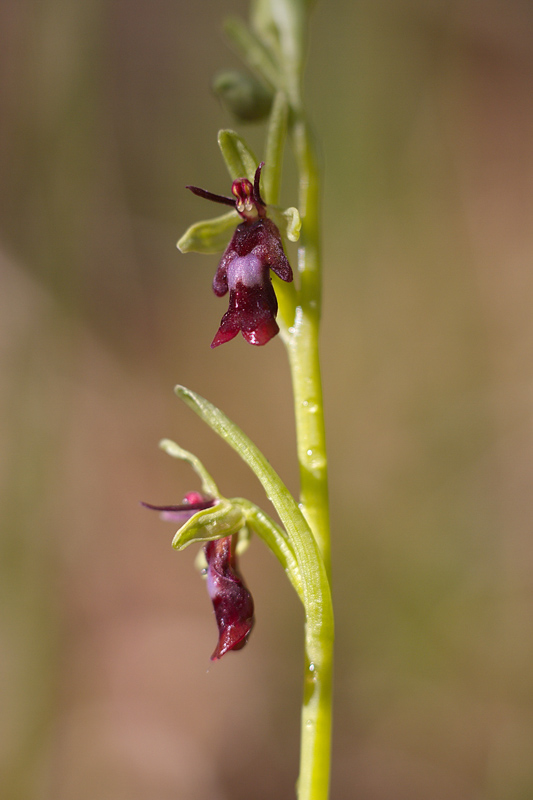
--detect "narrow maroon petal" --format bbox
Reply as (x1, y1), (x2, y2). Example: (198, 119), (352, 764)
(253, 161), (266, 207)
(141, 500), (215, 513)
(186, 185), (236, 208)
(141, 493), (216, 524)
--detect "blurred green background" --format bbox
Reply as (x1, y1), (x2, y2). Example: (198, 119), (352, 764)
(2, 1), (533, 798)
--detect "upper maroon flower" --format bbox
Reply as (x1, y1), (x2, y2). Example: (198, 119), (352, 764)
(142, 492), (254, 660)
(186, 162), (293, 347)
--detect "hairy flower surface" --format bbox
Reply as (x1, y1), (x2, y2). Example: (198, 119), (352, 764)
(186, 162), (293, 347)
(143, 492), (254, 659)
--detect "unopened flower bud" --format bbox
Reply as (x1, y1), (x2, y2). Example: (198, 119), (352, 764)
(212, 70), (273, 123)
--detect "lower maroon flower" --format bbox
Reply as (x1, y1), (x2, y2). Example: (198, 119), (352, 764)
(205, 535), (255, 660)
(142, 492), (254, 660)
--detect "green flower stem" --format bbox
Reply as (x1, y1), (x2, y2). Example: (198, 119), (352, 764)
(176, 385), (333, 800)
(285, 114), (330, 574)
(286, 112), (333, 800)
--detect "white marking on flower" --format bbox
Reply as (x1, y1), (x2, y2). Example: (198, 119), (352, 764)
(226, 254), (264, 289)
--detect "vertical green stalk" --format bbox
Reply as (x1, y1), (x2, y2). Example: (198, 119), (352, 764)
(286, 114), (333, 800)
(286, 114), (330, 572)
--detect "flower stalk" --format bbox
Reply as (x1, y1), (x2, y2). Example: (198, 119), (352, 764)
(285, 122), (333, 800)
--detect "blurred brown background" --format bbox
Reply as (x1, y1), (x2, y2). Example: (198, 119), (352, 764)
(2, 1), (533, 798)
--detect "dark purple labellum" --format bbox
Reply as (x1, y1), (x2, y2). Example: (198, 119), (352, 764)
(205, 536), (255, 660)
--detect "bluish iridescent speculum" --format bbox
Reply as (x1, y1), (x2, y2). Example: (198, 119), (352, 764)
(186, 162), (293, 347)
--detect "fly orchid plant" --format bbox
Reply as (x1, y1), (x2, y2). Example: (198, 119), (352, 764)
(144, 2), (333, 799)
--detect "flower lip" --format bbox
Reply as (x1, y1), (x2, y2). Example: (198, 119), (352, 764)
(211, 256), (280, 347)
(205, 536), (255, 660)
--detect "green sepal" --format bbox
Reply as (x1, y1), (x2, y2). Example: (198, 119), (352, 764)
(218, 129), (258, 181)
(177, 210), (239, 254)
(171, 499), (246, 551)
